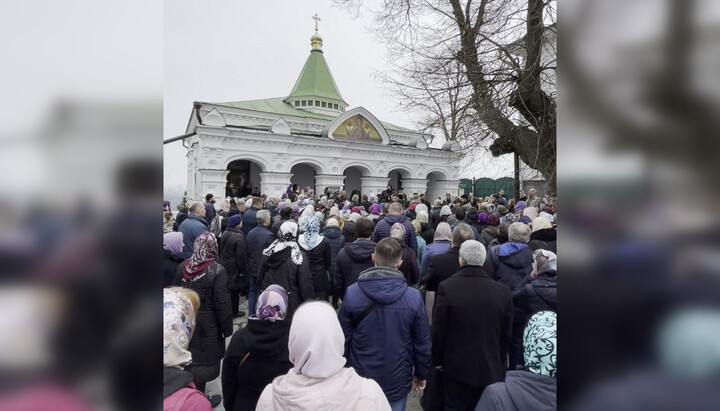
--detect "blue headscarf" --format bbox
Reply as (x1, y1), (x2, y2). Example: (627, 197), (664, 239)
(299, 216), (323, 250)
(524, 311), (557, 378)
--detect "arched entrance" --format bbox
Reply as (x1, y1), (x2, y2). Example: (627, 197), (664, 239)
(387, 167), (412, 192)
(426, 170), (449, 203)
(290, 163), (318, 195)
(227, 159), (263, 197)
(343, 164), (373, 198)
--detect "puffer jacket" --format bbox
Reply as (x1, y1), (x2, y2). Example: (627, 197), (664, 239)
(509, 272), (557, 369)
(256, 367), (390, 411)
(338, 266), (431, 402)
(178, 214), (209, 259)
(334, 239), (376, 295)
(322, 226), (346, 285)
(527, 228), (557, 254)
(474, 371), (556, 411)
(298, 237), (332, 300)
(258, 247), (314, 318)
(218, 226), (247, 291)
(480, 226), (498, 247)
(174, 262), (233, 364)
(372, 214), (417, 256)
(247, 225), (274, 278)
(484, 242), (533, 291)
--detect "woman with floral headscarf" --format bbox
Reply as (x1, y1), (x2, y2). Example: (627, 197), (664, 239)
(475, 311), (557, 411)
(163, 288), (213, 411)
(298, 216), (332, 301)
(163, 232), (184, 288)
(258, 221), (314, 318)
(222, 285), (293, 411)
(389, 223), (420, 286)
(174, 233), (233, 405)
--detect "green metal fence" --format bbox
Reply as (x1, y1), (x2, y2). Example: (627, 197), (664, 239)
(459, 177), (516, 199)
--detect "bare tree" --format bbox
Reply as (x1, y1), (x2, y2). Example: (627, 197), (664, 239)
(335, 0), (557, 191)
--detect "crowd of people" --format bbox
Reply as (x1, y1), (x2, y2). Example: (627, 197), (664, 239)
(163, 184), (557, 410)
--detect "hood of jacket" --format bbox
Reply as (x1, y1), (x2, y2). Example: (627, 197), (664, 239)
(242, 318), (292, 359)
(266, 247), (294, 269)
(357, 266), (407, 305)
(163, 367), (194, 399)
(531, 228), (557, 242)
(268, 367), (366, 410)
(497, 242), (533, 269)
(323, 226), (342, 240)
(344, 239), (376, 263)
(504, 371), (556, 411)
(382, 213), (407, 225)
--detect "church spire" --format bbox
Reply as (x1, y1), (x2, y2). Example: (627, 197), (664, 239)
(310, 13), (323, 51)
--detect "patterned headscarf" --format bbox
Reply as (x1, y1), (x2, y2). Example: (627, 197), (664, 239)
(299, 216), (323, 250)
(434, 222), (452, 242)
(183, 232), (217, 280)
(390, 222), (406, 241)
(255, 284), (288, 322)
(524, 311), (557, 378)
(163, 232), (183, 256)
(501, 211), (519, 224)
(263, 221), (303, 265)
(163, 289), (196, 368)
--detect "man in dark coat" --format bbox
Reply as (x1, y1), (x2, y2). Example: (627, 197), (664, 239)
(242, 196), (262, 236)
(334, 217), (375, 298)
(484, 222), (534, 291)
(204, 193), (216, 226)
(178, 201), (209, 259)
(429, 199), (443, 229)
(450, 207), (481, 242)
(322, 218), (345, 308)
(422, 224), (474, 292)
(432, 240), (513, 410)
(373, 202), (417, 255)
(218, 214), (248, 318)
(246, 210), (274, 317)
(338, 238), (431, 410)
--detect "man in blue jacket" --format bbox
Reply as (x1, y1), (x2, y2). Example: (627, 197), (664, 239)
(484, 222), (533, 291)
(178, 201), (209, 259)
(338, 238), (431, 411)
(372, 202), (417, 256)
(241, 196), (262, 236)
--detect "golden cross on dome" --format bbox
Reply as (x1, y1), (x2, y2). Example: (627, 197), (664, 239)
(312, 13), (321, 33)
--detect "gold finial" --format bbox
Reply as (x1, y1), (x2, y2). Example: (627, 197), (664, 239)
(312, 13), (321, 33)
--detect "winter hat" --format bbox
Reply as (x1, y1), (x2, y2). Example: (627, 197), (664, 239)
(351, 206), (362, 214)
(369, 203), (381, 215)
(515, 201), (527, 213)
(524, 311), (557, 378)
(487, 213), (500, 226)
(519, 215), (532, 225)
(497, 205), (508, 216)
(532, 217), (553, 232)
(227, 214), (242, 228)
(478, 213), (489, 223)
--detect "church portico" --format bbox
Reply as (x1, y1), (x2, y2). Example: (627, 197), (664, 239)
(184, 19), (460, 201)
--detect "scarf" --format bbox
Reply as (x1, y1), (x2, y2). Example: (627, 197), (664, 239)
(163, 289), (196, 368)
(390, 222), (406, 241)
(524, 311), (557, 378)
(301, 205), (315, 219)
(329, 206), (340, 218)
(369, 203), (381, 215)
(478, 212), (489, 223)
(218, 200), (230, 213)
(440, 205), (452, 217)
(433, 222), (452, 242)
(532, 249), (557, 276)
(416, 211), (429, 224)
(163, 232), (183, 256)
(487, 213), (500, 227)
(532, 217), (553, 232)
(299, 216), (323, 250)
(255, 284), (288, 322)
(183, 232), (217, 280)
(349, 212), (361, 222)
(524, 207), (539, 220)
(289, 302), (346, 378)
(263, 221), (303, 265)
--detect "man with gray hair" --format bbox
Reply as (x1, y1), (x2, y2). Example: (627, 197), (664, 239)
(178, 201), (209, 259)
(246, 209), (274, 316)
(431, 240), (512, 410)
(484, 222), (533, 290)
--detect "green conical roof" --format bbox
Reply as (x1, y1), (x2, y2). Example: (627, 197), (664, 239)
(286, 49), (347, 105)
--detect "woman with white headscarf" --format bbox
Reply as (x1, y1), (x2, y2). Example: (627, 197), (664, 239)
(258, 221), (314, 318)
(256, 302), (391, 411)
(475, 311), (557, 411)
(163, 288), (213, 411)
(298, 216), (332, 301)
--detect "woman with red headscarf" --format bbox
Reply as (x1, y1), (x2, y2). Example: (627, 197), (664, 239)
(174, 232), (233, 407)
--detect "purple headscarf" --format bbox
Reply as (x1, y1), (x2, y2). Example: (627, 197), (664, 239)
(488, 213), (500, 227)
(370, 203), (381, 215)
(163, 232), (183, 256)
(256, 284), (288, 322)
(478, 212), (489, 223)
(515, 201), (527, 213)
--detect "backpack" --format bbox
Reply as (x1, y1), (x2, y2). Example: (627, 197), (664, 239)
(210, 214), (223, 237)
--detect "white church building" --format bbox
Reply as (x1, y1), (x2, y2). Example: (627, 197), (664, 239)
(182, 23), (460, 201)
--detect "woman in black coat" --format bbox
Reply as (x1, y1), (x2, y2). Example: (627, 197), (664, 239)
(298, 216), (332, 301)
(218, 215), (248, 317)
(320, 218), (345, 307)
(510, 249), (557, 370)
(174, 232), (233, 395)
(163, 232), (184, 288)
(389, 223), (420, 286)
(257, 221), (314, 319)
(222, 285), (293, 411)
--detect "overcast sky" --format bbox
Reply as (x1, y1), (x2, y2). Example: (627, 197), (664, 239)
(163, 0), (518, 189)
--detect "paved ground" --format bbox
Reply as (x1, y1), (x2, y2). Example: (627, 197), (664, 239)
(206, 298), (424, 410)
